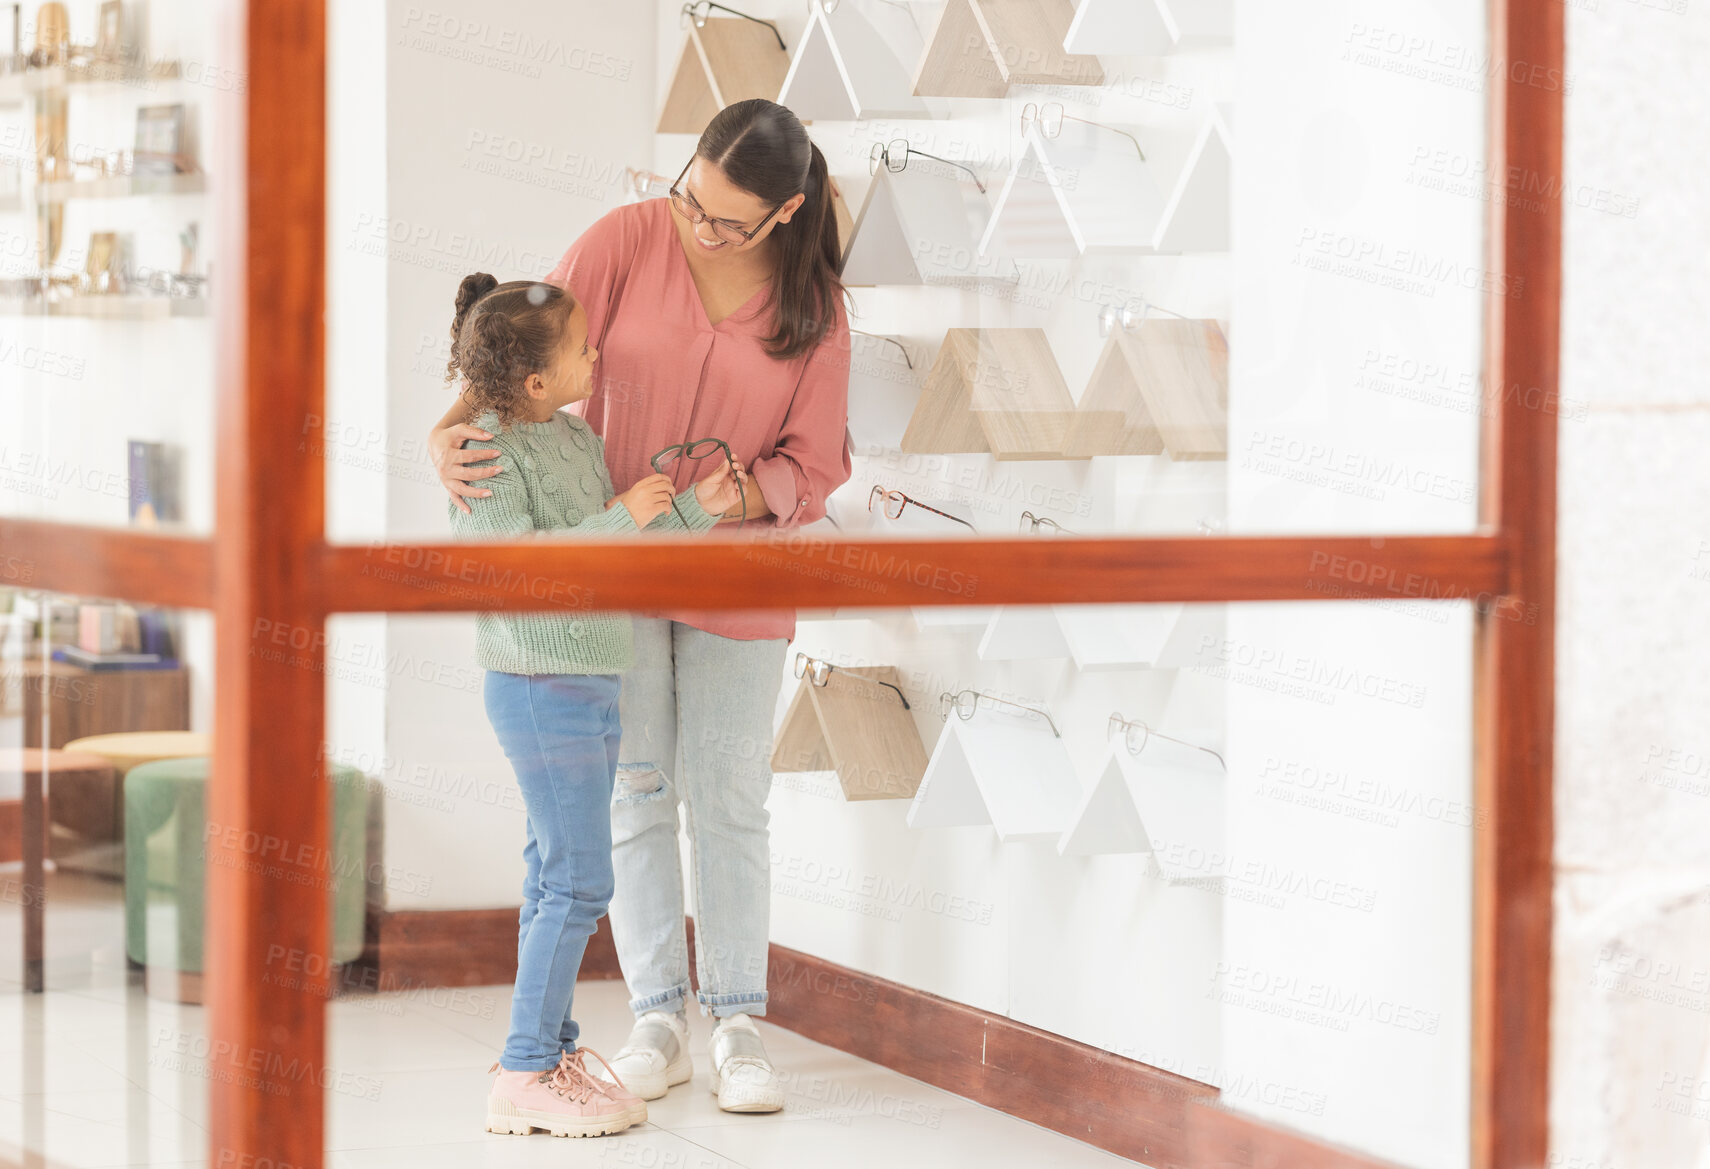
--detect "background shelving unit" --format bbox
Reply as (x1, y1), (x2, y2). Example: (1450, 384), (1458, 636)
(1057, 735), (1225, 875)
(1152, 107), (1231, 253)
(840, 164), (990, 287)
(900, 327), (1078, 460)
(913, 0), (1104, 98)
(658, 14), (793, 134)
(1061, 0), (1233, 56)
(779, 0), (935, 121)
(771, 665), (929, 800)
(1098, 319), (1229, 461)
(908, 710), (1080, 843)
(980, 124), (1164, 257)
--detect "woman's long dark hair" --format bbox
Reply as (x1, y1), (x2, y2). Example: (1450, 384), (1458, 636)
(697, 99), (844, 361)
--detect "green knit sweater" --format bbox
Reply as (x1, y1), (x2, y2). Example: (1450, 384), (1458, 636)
(448, 409), (718, 675)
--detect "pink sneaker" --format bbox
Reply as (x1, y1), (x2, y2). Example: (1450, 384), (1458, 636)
(566, 1048), (648, 1127)
(485, 1055), (636, 1138)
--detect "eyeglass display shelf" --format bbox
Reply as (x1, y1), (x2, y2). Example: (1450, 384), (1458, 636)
(845, 330), (925, 451)
(900, 328), (1078, 461)
(658, 15), (791, 135)
(841, 165), (1002, 288)
(1057, 735), (1224, 872)
(1061, 318), (1229, 461)
(1061, 0), (1233, 56)
(908, 707), (1080, 843)
(0, 59), (182, 104)
(771, 664), (929, 800)
(913, 0), (1103, 98)
(977, 603), (1224, 669)
(34, 172), (206, 202)
(0, 294), (209, 319)
(779, 0), (938, 121)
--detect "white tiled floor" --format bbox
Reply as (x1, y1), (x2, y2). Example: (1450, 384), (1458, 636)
(0, 869), (1139, 1169)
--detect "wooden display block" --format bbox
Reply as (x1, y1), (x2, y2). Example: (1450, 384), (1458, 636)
(771, 666), (927, 800)
(1068, 320), (1228, 461)
(908, 711), (1078, 842)
(779, 0), (934, 120)
(1058, 737), (1224, 873)
(913, 0), (1104, 98)
(979, 125), (1165, 257)
(1154, 109), (1231, 253)
(1062, 331), (1166, 457)
(901, 328), (1077, 460)
(658, 17), (793, 135)
(1061, 0), (1232, 56)
(841, 165), (989, 287)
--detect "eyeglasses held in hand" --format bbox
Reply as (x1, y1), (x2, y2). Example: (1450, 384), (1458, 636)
(868, 485), (975, 530)
(669, 157), (786, 246)
(940, 689), (1061, 737)
(868, 139), (987, 194)
(680, 1), (786, 51)
(651, 437), (745, 529)
(1107, 713), (1226, 770)
(1020, 101), (1145, 162)
(1019, 510), (1073, 535)
(794, 652), (911, 709)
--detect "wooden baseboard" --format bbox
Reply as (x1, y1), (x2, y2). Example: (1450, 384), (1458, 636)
(354, 908), (1396, 1169)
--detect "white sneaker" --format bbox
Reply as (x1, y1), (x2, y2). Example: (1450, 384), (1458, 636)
(709, 1014), (784, 1113)
(593, 1010), (692, 1101)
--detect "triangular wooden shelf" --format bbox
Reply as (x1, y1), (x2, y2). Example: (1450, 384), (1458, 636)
(841, 165), (988, 287)
(771, 665), (928, 800)
(779, 0), (933, 120)
(979, 124), (1164, 257)
(658, 17), (793, 135)
(1062, 0), (1232, 56)
(900, 328), (1078, 460)
(1062, 330), (1166, 457)
(1082, 320), (1227, 461)
(1058, 735), (1223, 864)
(913, 0), (1104, 98)
(846, 331), (925, 450)
(1152, 109), (1231, 253)
(908, 712), (1079, 842)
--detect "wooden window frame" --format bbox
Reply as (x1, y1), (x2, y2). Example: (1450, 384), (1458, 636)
(0, 0), (1556, 1165)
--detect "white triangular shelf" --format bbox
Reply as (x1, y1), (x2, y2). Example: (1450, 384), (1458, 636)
(1152, 109), (1231, 253)
(1054, 602), (1224, 669)
(779, 0), (935, 120)
(841, 165), (991, 287)
(1057, 736), (1224, 867)
(908, 710), (1079, 842)
(979, 124), (1165, 257)
(658, 16), (793, 135)
(846, 331), (925, 450)
(978, 607), (1070, 660)
(1062, 0), (1232, 56)
(771, 665), (929, 800)
(913, 606), (1000, 631)
(913, 0), (1104, 98)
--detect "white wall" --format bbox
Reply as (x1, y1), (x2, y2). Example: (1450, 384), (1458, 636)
(1550, 2), (1710, 1167)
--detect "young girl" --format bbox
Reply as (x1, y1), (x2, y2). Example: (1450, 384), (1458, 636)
(444, 272), (745, 1139)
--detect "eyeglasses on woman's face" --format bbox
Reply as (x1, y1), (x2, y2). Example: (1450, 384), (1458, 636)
(794, 652), (911, 709)
(867, 139), (987, 194)
(868, 485), (975, 530)
(939, 689), (1061, 737)
(651, 436), (745, 528)
(668, 158), (785, 246)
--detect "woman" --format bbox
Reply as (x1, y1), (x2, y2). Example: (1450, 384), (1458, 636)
(430, 99), (851, 1115)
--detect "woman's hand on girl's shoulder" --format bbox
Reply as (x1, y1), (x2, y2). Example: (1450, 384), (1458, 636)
(430, 421), (504, 514)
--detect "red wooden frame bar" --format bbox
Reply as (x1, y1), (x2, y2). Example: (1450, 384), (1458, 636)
(0, 0), (1557, 1164)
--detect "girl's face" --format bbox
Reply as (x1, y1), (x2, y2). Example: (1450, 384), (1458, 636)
(524, 300), (597, 416)
(673, 157), (805, 260)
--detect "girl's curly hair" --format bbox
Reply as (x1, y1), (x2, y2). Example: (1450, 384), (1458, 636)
(445, 273), (577, 428)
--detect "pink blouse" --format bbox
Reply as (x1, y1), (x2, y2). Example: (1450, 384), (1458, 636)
(545, 198), (852, 642)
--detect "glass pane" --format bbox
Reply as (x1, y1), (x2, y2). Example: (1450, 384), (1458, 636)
(0, 10), (221, 533)
(318, 593), (1471, 1167)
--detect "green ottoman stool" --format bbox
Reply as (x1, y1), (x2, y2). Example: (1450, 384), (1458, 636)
(124, 758), (370, 1003)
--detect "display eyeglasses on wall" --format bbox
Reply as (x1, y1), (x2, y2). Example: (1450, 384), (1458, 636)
(941, 689), (1061, 737)
(794, 652), (912, 709)
(668, 157), (788, 246)
(679, 1), (786, 50)
(1108, 713), (1225, 770)
(868, 485), (974, 530)
(850, 328), (914, 369)
(651, 437), (746, 528)
(1019, 510), (1073, 535)
(1097, 297), (1192, 337)
(868, 139), (987, 194)
(1020, 101), (1145, 162)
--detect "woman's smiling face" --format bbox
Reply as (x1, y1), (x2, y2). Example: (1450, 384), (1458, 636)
(673, 156), (804, 257)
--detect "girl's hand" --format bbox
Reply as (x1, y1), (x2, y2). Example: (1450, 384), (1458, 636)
(431, 421), (503, 514)
(615, 473), (677, 528)
(695, 458), (748, 517)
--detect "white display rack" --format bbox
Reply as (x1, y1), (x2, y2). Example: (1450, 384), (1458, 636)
(1153, 108), (1232, 253)
(908, 708), (1079, 842)
(913, 0), (1103, 98)
(841, 165), (992, 286)
(846, 331), (926, 451)
(779, 0), (936, 121)
(980, 123), (1164, 257)
(1061, 0), (1233, 56)
(36, 172), (206, 202)
(1057, 735), (1224, 869)
(977, 603), (1223, 668)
